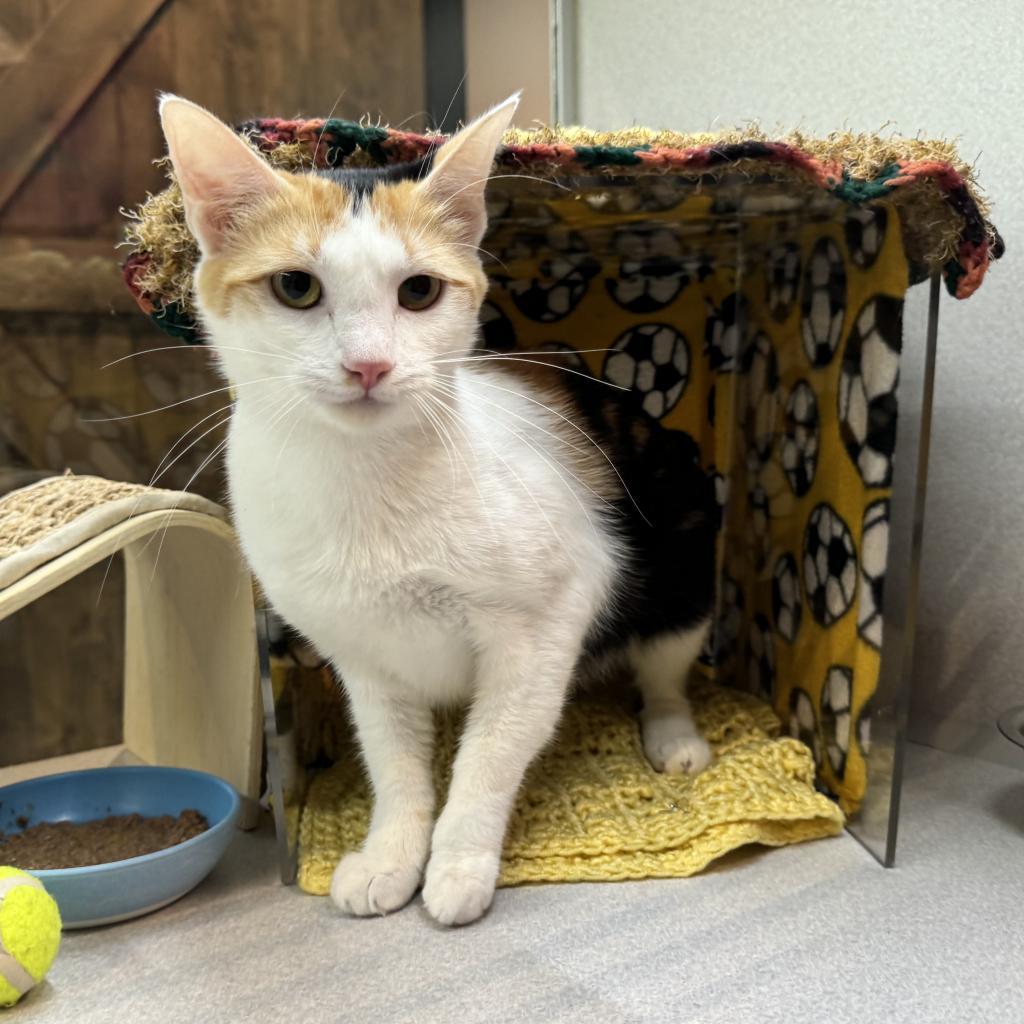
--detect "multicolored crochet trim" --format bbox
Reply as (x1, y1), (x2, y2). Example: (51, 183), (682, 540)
(122, 118), (1003, 340)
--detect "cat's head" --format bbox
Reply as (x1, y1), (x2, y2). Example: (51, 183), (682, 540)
(159, 93), (519, 431)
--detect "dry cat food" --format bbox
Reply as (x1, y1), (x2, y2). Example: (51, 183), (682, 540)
(0, 810), (209, 869)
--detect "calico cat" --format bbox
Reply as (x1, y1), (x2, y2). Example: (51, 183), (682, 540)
(158, 93), (716, 926)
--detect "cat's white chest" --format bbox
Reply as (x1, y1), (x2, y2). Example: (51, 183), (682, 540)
(226, 415), (476, 701)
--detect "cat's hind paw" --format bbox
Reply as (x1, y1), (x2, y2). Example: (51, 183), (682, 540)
(421, 852), (499, 926)
(330, 850), (422, 917)
(642, 713), (713, 775)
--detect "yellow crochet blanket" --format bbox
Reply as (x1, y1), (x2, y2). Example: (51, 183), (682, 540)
(297, 681), (843, 894)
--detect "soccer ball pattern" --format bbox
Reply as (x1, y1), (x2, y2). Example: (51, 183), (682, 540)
(747, 613), (776, 699)
(800, 237), (846, 366)
(772, 553), (802, 643)
(790, 688), (821, 766)
(704, 292), (745, 372)
(804, 503), (858, 627)
(479, 299), (517, 351)
(582, 177), (688, 215)
(537, 341), (592, 373)
(844, 206), (888, 269)
(741, 331), (781, 461)
(603, 323), (690, 419)
(708, 574), (744, 667)
(606, 227), (691, 312)
(858, 499), (889, 649)
(820, 665), (853, 777)
(856, 699), (873, 757)
(781, 381), (819, 497)
(709, 467), (729, 520)
(838, 295), (903, 487)
(470, 183), (906, 811)
(765, 242), (801, 321)
(501, 226), (600, 323)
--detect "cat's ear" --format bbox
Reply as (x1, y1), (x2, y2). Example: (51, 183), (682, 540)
(421, 93), (520, 246)
(159, 94), (286, 254)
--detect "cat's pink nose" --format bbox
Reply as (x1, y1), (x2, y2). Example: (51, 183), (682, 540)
(344, 360), (393, 392)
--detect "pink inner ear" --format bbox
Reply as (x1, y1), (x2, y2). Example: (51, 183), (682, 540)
(180, 159), (284, 252)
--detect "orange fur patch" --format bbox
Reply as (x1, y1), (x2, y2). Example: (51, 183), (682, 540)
(196, 171), (489, 317)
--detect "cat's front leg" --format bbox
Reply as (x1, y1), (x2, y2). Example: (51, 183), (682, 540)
(331, 674), (435, 917)
(421, 633), (578, 926)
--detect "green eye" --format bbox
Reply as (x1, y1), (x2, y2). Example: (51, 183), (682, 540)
(397, 275), (442, 311)
(271, 270), (321, 309)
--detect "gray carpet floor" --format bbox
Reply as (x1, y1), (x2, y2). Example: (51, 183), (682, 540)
(16, 743), (1024, 1024)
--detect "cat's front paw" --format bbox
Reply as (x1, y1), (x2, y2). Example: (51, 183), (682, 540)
(330, 850), (422, 917)
(642, 713), (713, 775)
(421, 852), (499, 926)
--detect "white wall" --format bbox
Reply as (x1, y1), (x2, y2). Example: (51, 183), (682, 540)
(571, 0), (1024, 767)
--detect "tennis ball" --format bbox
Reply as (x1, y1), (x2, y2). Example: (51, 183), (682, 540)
(0, 867), (62, 1007)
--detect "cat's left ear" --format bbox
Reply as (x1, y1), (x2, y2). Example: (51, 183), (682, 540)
(421, 93), (520, 247)
(159, 94), (287, 254)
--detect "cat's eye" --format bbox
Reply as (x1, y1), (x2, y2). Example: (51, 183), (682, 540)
(270, 270), (322, 309)
(397, 275), (442, 311)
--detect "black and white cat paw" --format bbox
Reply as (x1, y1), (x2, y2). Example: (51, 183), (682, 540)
(642, 716), (713, 775)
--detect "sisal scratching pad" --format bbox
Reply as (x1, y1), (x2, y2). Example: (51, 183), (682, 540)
(297, 681), (844, 894)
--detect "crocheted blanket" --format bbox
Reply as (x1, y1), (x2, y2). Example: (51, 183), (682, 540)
(122, 120), (1002, 340)
(296, 679), (843, 894)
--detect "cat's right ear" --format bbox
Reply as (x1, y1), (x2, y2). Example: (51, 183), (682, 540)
(159, 94), (286, 254)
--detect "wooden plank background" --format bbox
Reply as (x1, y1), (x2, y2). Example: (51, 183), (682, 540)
(0, 0), (426, 766)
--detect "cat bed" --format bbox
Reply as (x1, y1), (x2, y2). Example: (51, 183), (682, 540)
(122, 121), (1002, 339)
(0, 472), (223, 590)
(293, 673), (843, 894)
(121, 119), (1002, 821)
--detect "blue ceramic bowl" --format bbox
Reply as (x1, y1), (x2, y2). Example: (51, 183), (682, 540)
(0, 766), (240, 928)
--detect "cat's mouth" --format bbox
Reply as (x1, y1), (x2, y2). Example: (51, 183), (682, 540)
(305, 381), (395, 414)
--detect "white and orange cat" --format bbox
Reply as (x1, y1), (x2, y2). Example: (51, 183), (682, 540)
(159, 93), (716, 925)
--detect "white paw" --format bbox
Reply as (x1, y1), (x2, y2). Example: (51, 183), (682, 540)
(642, 713), (713, 775)
(421, 853), (499, 926)
(330, 849), (422, 917)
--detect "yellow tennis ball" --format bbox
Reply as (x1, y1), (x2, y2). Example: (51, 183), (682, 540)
(0, 867), (62, 1007)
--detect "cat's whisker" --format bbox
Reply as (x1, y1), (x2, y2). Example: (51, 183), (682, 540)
(421, 392), (467, 482)
(453, 404), (562, 547)
(433, 354), (630, 391)
(80, 375), (303, 423)
(101, 345), (301, 369)
(432, 346), (617, 361)
(427, 378), (581, 554)
(421, 391), (499, 528)
(126, 383), (285, 554)
(432, 379), (596, 533)
(430, 370), (618, 512)
(433, 368), (651, 526)
(432, 72), (468, 138)
(436, 173), (572, 208)
(141, 384), (295, 581)
(313, 87), (348, 167)
(146, 401), (235, 487)
(150, 411), (233, 491)
(270, 393), (310, 480)
(412, 392), (459, 481)
(147, 435), (231, 584)
(430, 378), (611, 527)
(446, 241), (507, 270)
(419, 390), (501, 544)
(94, 405), (236, 605)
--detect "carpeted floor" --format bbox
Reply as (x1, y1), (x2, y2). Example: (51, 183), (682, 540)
(15, 743), (1024, 1024)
